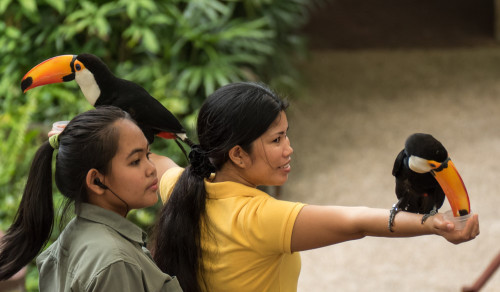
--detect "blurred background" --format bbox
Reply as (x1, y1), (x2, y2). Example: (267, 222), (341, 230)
(1, 0), (499, 291)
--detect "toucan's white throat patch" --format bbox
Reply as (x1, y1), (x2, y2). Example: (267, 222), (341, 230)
(408, 155), (432, 173)
(75, 69), (100, 106)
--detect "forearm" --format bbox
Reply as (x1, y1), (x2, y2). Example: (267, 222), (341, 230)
(356, 207), (433, 238)
(343, 206), (479, 244)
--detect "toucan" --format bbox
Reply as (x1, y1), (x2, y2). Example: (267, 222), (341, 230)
(20, 54), (193, 150)
(389, 133), (471, 232)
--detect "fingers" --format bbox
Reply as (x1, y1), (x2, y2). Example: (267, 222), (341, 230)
(48, 130), (60, 137)
(450, 213), (479, 244)
(49, 121), (69, 137)
(465, 213), (480, 240)
(435, 212), (479, 244)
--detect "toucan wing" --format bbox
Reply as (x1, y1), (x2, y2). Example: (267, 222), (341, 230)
(98, 78), (186, 135)
(392, 149), (406, 177)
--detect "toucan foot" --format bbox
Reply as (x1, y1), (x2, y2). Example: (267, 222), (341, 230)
(388, 204), (400, 232)
(421, 206), (438, 224)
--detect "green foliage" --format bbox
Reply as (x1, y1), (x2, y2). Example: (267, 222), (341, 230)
(0, 0), (315, 290)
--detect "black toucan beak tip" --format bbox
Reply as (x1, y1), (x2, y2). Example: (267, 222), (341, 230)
(21, 77), (33, 93)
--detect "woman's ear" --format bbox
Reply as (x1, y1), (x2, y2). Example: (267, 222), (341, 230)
(86, 169), (106, 195)
(228, 145), (250, 169)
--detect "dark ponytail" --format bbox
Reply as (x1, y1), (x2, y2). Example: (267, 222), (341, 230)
(0, 106), (133, 280)
(0, 142), (55, 280)
(153, 82), (288, 292)
(154, 165), (210, 292)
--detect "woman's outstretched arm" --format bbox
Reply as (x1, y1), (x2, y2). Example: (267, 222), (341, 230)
(291, 205), (479, 252)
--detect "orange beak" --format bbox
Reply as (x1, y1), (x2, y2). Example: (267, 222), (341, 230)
(430, 157), (471, 217)
(21, 55), (77, 93)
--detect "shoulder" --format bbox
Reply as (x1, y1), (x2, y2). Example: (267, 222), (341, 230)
(59, 218), (144, 269)
(149, 153), (179, 180)
(37, 219), (145, 290)
(243, 195), (306, 223)
(159, 167), (184, 203)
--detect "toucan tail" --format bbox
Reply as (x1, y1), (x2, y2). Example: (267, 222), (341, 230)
(177, 135), (195, 148)
(174, 139), (188, 161)
(174, 134), (196, 161)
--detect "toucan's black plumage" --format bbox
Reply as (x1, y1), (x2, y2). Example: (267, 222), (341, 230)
(21, 54), (193, 149)
(389, 133), (448, 231)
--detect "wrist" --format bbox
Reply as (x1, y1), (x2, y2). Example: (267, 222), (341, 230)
(422, 214), (437, 235)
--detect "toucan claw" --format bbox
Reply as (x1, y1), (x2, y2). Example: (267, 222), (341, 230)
(421, 205), (438, 224)
(388, 203), (401, 232)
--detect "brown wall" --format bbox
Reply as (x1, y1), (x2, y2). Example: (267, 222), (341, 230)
(303, 0), (495, 49)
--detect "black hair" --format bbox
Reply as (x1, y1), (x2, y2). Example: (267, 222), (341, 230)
(0, 106), (133, 280)
(152, 82), (288, 292)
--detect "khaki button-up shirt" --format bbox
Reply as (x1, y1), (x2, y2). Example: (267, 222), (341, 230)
(37, 203), (182, 292)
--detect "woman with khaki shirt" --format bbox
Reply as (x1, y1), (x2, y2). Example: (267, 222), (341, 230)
(0, 106), (182, 291)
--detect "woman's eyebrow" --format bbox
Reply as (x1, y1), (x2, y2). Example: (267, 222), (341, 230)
(274, 126), (289, 135)
(126, 148), (145, 159)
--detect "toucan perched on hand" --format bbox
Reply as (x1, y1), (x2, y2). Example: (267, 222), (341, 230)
(389, 133), (471, 232)
(21, 54), (193, 150)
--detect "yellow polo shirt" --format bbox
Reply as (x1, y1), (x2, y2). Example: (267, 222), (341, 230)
(160, 167), (306, 292)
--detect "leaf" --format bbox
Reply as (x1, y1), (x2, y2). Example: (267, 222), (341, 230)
(202, 69), (215, 95)
(44, 0), (65, 13)
(94, 17), (110, 39)
(187, 67), (202, 94)
(18, 0), (37, 13)
(126, 0), (138, 19)
(65, 9), (89, 22)
(213, 68), (230, 86)
(177, 68), (194, 92)
(141, 28), (159, 53)
(147, 14), (174, 25)
(0, 0), (13, 14)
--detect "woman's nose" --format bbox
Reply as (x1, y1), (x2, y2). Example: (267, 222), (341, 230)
(147, 159), (157, 177)
(284, 136), (293, 157)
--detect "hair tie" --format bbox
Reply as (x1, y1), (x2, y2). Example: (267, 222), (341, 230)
(49, 134), (60, 149)
(189, 145), (215, 178)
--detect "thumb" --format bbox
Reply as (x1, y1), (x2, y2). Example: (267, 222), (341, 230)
(433, 213), (454, 232)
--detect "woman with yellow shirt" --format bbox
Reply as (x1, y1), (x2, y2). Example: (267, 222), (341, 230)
(151, 82), (479, 292)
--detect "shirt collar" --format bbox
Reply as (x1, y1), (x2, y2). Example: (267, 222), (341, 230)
(76, 203), (146, 245)
(204, 179), (267, 199)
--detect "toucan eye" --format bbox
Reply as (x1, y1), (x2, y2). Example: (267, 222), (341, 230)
(75, 64), (81, 71)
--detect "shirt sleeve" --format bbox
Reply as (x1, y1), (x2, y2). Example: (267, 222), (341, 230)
(86, 261), (182, 292)
(159, 167), (184, 204)
(238, 197), (306, 255)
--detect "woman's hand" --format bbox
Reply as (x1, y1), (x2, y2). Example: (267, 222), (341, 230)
(48, 121), (68, 137)
(48, 130), (61, 137)
(426, 213), (480, 244)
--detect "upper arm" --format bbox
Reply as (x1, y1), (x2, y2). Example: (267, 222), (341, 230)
(290, 205), (370, 252)
(88, 261), (180, 292)
(87, 261), (145, 292)
(150, 153), (179, 180)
